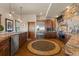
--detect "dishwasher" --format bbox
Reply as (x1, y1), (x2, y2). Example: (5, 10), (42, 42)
(11, 34), (19, 56)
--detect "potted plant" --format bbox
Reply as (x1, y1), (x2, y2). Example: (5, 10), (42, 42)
(0, 25), (4, 32)
(0, 14), (4, 32)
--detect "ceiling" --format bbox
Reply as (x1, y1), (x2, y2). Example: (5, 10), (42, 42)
(0, 3), (75, 18)
(48, 3), (72, 17)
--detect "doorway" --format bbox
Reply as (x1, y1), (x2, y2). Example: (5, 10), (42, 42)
(28, 22), (35, 39)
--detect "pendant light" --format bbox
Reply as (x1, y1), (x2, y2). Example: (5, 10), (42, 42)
(18, 6), (23, 23)
(8, 3), (12, 17)
(17, 7), (23, 23)
(20, 7), (23, 21)
(8, 4), (15, 17)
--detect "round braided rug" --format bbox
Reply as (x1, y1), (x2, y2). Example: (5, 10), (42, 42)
(27, 40), (61, 55)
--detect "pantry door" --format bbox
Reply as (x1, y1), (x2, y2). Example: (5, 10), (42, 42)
(28, 22), (35, 39)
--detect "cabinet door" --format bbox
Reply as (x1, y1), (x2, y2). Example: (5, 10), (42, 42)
(2, 45), (9, 56)
(0, 45), (9, 56)
(19, 33), (27, 48)
(19, 33), (24, 47)
(19, 34), (22, 48)
(0, 48), (3, 56)
(0, 39), (10, 56)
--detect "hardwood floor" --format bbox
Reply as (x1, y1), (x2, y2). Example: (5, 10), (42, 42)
(15, 39), (65, 56)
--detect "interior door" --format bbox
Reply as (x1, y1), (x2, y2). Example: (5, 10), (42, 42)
(28, 22), (35, 39)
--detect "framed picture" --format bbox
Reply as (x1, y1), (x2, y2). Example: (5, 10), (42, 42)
(5, 18), (14, 32)
(15, 20), (20, 32)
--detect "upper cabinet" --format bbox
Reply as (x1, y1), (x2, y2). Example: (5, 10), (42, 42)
(45, 19), (56, 32)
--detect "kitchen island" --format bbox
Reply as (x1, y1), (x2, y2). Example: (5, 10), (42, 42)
(0, 32), (27, 56)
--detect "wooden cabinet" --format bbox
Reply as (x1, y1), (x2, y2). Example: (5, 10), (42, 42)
(44, 19), (57, 38)
(45, 20), (56, 32)
(0, 39), (10, 56)
(45, 20), (52, 31)
(0, 32), (27, 56)
(0, 44), (9, 56)
(19, 32), (27, 48)
(28, 32), (35, 39)
(45, 20), (52, 27)
(45, 32), (57, 38)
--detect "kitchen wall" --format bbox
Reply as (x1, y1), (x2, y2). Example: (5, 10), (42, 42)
(0, 6), (27, 32)
(64, 16), (79, 33)
(23, 14), (36, 32)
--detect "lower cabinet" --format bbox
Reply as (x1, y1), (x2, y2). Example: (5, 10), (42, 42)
(45, 32), (57, 38)
(28, 32), (35, 39)
(0, 32), (27, 56)
(19, 32), (27, 48)
(0, 39), (10, 56)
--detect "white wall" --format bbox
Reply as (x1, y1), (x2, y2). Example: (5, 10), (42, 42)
(22, 14), (36, 32)
(0, 5), (37, 33)
(0, 6), (27, 32)
(64, 16), (79, 33)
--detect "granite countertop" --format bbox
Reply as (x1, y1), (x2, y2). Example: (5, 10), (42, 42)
(0, 36), (10, 43)
(0, 33), (14, 43)
(0, 32), (27, 43)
